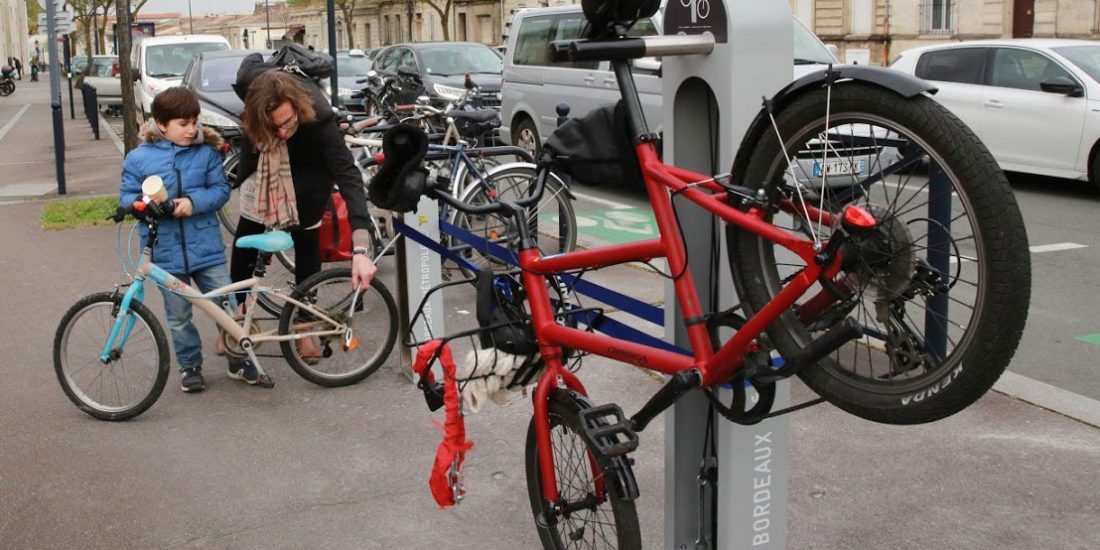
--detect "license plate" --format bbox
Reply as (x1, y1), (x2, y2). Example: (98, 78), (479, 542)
(812, 159), (867, 177)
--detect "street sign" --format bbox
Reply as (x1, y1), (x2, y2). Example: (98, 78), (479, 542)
(56, 22), (76, 35)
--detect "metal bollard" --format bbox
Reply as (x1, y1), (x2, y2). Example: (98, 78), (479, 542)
(81, 83), (100, 140)
(554, 102), (571, 252)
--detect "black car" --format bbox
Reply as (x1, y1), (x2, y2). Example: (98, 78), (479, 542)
(181, 49), (273, 130)
(370, 42), (502, 109)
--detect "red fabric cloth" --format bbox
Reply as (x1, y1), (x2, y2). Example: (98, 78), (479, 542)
(413, 341), (474, 508)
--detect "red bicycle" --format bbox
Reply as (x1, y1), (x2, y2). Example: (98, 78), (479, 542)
(408, 16), (1030, 550)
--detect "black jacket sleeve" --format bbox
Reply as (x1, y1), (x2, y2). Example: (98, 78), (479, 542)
(315, 115), (371, 232)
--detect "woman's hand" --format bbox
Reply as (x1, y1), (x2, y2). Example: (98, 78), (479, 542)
(351, 253), (377, 289)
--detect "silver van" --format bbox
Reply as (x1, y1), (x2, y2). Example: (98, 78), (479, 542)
(499, 5), (838, 158)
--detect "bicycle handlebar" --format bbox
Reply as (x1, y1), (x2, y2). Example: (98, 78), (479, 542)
(109, 197), (176, 224)
(428, 165), (549, 217)
(548, 34), (715, 63)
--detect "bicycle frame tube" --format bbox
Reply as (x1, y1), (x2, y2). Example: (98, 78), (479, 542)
(138, 264), (347, 344)
(100, 271), (148, 362)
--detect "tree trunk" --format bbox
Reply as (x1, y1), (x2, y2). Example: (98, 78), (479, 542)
(343, 15), (355, 50)
(82, 19), (94, 73)
(97, 11), (108, 55)
(116, 0), (139, 152)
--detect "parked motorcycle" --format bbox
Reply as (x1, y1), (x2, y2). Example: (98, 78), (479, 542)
(0, 65), (16, 96)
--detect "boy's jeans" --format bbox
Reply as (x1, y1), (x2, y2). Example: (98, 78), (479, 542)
(158, 263), (232, 372)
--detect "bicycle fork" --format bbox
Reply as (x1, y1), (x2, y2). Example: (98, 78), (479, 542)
(100, 281), (148, 363)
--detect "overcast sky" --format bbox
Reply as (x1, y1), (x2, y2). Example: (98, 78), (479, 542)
(138, 0), (262, 16)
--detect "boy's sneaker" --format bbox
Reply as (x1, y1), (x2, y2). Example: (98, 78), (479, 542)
(181, 368), (206, 393)
(227, 360), (274, 388)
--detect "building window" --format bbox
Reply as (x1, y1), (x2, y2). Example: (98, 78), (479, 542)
(920, 0), (954, 35)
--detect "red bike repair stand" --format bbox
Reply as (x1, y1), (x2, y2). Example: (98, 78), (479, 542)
(661, 1), (793, 548)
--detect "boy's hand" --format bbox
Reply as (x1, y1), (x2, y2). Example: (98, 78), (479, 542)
(172, 197), (194, 218)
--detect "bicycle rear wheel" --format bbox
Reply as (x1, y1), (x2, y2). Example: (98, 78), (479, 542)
(278, 268), (398, 386)
(525, 391), (641, 549)
(728, 82), (1030, 425)
(54, 292), (170, 421)
(451, 165), (576, 276)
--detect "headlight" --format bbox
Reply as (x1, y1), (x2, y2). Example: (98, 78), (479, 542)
(433, 83), (465, 100)
(198, 109), (239, 129)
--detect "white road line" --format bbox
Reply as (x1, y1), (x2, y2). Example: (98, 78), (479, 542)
(1029, 242), (1087, 253)
(570, 190), (634, 209)
(0, 104), (31, 145)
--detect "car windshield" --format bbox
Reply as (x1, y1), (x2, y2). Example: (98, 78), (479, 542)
(337, 55), (373, 76)
(146, 42), (229, 78)
(196, 56), (245, 91)
(1053, 45), (1100, 84)
(89, 57), (117, 78)
(792, 19), (836, 65)
(420, 45), (503, 76)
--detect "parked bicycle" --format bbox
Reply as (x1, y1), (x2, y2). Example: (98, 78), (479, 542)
(403, 18), (1031, 550)
(53, 185), (399, 421)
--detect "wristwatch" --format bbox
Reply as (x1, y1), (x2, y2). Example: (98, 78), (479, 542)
(352, 247), (369, 256)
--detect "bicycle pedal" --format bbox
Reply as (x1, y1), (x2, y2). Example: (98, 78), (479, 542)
(578, 404), (639, 462)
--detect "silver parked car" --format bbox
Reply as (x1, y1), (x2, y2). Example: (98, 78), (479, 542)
(499, 5), (839, 159)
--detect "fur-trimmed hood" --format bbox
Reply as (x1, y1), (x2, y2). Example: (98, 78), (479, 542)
(139, 119), (225, 150)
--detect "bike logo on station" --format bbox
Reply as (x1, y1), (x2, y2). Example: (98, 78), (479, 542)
(665, 0), (727, 42)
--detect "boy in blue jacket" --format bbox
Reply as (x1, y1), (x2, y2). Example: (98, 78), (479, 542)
(120, 87), (243, 392)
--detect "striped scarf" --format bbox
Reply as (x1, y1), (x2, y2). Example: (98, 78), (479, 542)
(241, 140), (299, 229)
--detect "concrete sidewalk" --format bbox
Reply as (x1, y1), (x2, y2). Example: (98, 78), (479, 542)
(0, 79), (123, 201)
(0, 80), (1096, 550)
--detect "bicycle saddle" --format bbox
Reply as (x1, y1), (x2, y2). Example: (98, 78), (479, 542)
(445, 109), (498, 123)
(235, 231), (294, 252)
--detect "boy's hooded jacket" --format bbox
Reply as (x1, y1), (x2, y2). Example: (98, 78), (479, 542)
(120, 121), (230, 275)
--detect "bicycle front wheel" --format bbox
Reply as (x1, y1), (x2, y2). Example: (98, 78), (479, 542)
(278, 268), (398, 386)
(54, 292), (170, 421)
(525, 392), (641, 549)
(729, 82), (1031, 425)
(451, 165), (576, 276)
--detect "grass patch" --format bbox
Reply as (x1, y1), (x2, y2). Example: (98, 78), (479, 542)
(41, 196), (119, 230)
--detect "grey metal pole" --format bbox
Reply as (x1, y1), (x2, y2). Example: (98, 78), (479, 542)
(65, 35), (74, 119)
(46, 0), (67, 195)
(188, 0), (194, 34)
(326, 0), (338, 106)
(265, 0), (272, 48)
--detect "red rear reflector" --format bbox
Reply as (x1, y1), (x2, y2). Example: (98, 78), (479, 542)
(843, 205), (877, 229)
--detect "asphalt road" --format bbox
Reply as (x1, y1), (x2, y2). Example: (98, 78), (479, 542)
(565, 172), (1100, 403)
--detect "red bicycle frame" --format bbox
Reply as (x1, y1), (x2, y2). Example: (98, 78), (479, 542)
(520, 139), (843, 505)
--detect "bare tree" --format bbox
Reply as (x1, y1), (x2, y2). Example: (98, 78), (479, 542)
(422, 0), (453, 41)
(336, 0), (358, 50)
(115, 0), (140, 151)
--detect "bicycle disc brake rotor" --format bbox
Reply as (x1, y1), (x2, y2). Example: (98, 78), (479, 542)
(844, 203), (917, 308)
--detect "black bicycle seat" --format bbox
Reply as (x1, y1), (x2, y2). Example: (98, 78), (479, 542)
(445, 109), (499, 123)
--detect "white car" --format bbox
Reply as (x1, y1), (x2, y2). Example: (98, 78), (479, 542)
(890, 39), (1100, 191)
(131, 34), (230, 118)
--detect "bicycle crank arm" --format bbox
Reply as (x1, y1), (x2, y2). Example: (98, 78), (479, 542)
(629, 369), (703, 432)
(752, 317), (863, 383)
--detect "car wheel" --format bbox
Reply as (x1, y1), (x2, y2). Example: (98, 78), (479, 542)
(1091, 147), (1100, 194)
(513, 117), (541, 160)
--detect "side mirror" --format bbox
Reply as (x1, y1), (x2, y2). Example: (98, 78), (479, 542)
(1039, 75), (1083, 97)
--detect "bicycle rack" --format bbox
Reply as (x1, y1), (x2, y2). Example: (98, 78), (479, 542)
(661, 1), (793, 548)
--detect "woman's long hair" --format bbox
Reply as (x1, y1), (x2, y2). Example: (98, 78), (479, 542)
(241, 71), (317, 149)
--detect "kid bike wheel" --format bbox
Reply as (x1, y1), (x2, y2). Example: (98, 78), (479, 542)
(53, 292), (170, 421)
(525, 391), (641, 550)
(728, 82), (1031, 425)
(451, 165), (576, 277)
(278, 268), (398, 386)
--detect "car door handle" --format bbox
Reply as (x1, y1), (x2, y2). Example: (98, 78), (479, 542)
(604, 78), (616, 85)
(584, 76), (595, 84)
(982, 99), (1004, 108)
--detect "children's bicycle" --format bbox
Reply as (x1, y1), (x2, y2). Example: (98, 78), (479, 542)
(53, 191), (399, 421)
(405, 21), (1031, 550)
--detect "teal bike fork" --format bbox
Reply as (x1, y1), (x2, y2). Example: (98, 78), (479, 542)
(99, 280), (147, 363)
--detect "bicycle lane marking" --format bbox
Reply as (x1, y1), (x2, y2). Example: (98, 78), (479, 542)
(0, 104), (31, 145)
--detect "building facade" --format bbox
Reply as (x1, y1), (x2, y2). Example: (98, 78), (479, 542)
(1, 0), (29, 67)
(793, 0), (1100, 66)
